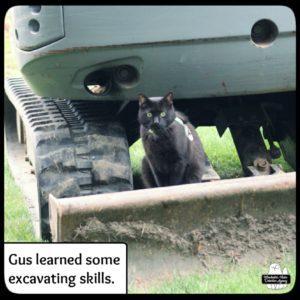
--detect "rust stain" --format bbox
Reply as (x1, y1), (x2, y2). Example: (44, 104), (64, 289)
(33, 34), (253, 58)
(48, 46), (92, 55)
(31, 31), (295, 59)
(33, 46), (94, 58)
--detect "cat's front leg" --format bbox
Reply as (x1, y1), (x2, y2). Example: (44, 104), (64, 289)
(141, 157), (157, 188)
(142, 157), (166, 187)
(167, 161), (187, 186)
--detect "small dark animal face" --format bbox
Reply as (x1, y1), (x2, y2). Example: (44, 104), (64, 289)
(138, 92), (176, 131)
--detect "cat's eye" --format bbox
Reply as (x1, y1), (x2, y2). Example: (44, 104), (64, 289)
(147, 112), (152, 118)
(160, 112), (166, 117)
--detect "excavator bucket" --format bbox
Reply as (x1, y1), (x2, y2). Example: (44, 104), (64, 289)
(49, 172), (296, 285)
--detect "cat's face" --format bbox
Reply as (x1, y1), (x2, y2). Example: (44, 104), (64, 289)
(138, 92), (176, 132)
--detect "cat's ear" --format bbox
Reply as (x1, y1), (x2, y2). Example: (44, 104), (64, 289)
(138, 93), (148, 107)
(163, 92), (174, 106)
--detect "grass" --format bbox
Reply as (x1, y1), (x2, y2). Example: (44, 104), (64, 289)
(130, 259), (296, 294)
(198, 127), (243, 179)
(4, 158), (40, 242)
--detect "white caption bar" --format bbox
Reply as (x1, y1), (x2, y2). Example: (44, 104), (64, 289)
(5, 243), (127, 294)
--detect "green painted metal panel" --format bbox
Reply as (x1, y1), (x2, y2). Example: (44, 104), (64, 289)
(13, 6), (64, 51)
(10, 5), (296, 100)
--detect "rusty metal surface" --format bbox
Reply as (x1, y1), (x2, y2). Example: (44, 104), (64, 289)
(49, 172), (295, 284)
(49, 172), (295, 242)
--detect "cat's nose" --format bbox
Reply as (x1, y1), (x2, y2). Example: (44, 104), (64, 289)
(153, 116), (159, 125)
(152, 118), (160, 130)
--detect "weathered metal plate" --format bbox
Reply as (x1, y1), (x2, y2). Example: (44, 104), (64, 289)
(49, 172), (295, 241)
(49, 172), (295, 284)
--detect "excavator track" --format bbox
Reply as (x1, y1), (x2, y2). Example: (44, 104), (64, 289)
(5, 78), (133, 240)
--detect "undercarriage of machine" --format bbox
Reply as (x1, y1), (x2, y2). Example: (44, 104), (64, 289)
(5, 77), (295, 241)
(5, 77), (296, 284)
(120, 90), (296, 175)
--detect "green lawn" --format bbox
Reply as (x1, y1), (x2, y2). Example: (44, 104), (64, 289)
(4, 158), (40, 242)
(130, 260), (296, 294)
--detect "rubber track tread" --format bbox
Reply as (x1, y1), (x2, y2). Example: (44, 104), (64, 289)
(5, 78), (133, 239)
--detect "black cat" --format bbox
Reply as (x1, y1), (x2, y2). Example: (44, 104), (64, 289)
(138, 92), (205, 188)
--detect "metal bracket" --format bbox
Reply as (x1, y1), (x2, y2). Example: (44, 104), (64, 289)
(247, 163), (284, 176)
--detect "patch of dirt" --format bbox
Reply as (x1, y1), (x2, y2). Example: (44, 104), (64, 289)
(74, 219), (192, 253)
(73, 213), (296, 264)
(185, 213), (295, 264)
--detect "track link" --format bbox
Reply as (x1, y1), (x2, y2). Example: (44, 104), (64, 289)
(5, 78), (133, 239)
